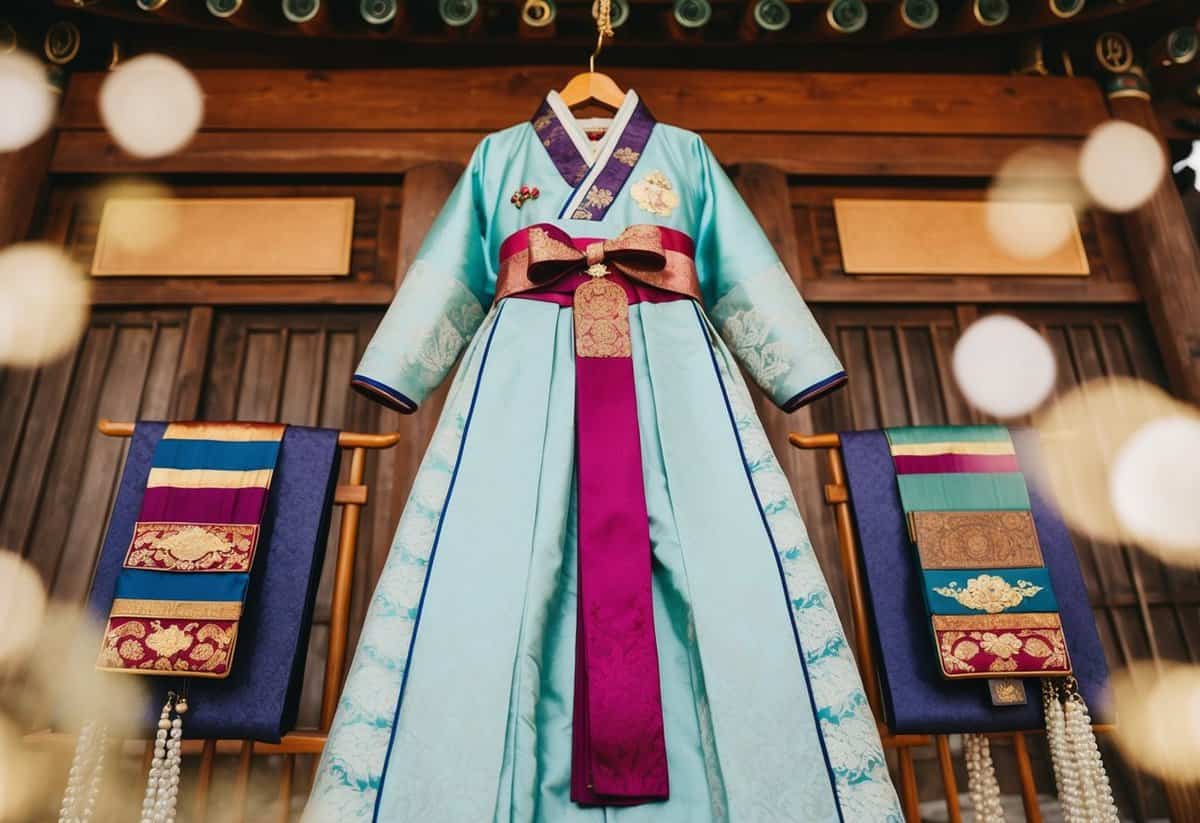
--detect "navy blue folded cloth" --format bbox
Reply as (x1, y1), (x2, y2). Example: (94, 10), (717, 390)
(87, 421), (340, 742)
(840, 427), (1110, 734)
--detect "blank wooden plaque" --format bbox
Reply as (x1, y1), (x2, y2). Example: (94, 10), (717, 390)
(91, 197), (355, 277)
(833, 198), (1089, 277)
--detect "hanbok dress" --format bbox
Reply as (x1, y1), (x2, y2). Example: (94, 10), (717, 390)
(304, 90), (902, 823)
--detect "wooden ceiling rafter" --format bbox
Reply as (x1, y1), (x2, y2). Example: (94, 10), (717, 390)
(39, 0), (1175, 45)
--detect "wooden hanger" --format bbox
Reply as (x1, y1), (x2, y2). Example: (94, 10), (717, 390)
(558, 7), (624, 112)
(558, 68), (625, 112)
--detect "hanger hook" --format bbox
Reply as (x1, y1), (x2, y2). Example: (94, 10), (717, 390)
(590, 29), (603, 73)
(590, 0), (612, 73)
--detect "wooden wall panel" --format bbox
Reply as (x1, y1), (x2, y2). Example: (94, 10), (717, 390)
(0, 309), (193, 602)
(39, 178), (403, 305)
(793, 181), (1138, 304)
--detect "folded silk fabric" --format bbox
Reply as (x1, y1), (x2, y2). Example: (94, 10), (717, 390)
(87, 422), (340, 742)
(840, 427), (1110, 734)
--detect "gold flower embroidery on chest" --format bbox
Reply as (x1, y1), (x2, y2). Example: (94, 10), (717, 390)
(585, 187), (615, 209)
(613, 147), (640, 166)
(631, 171), (680, 217)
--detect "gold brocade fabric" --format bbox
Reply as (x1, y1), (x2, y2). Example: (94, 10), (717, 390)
(124, 522), (259, 572)
(574, 278), (632, 359)
(910, 511), (1043, 569)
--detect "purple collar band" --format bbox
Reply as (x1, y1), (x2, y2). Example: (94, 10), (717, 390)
(531, 90), (657, 222)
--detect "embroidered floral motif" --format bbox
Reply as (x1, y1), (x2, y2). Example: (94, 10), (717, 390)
(119, 639), (144, 662)
(709, 260), (844, 407)
(937, 627), (1070, 676)
(124, 522), (258, 572)
(932, 573), (1044, 614)
(980, 632), (1023, 659)
(532, 114), (554, 132)
(378, 261), (486, 403)
(98, 616), (238, 677)
(613, 146), (640, 166)
(585, 186), (614, 209)
(719, 309), (792, 387)
(571, 207), (593, 220)
(631, 170), (679, 217)
(145, 623), (195, 658)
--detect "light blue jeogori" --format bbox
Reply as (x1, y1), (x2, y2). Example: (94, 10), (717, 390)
(305, 90), (902, 823)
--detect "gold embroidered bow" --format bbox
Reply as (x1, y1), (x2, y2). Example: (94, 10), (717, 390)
(526, 224), (666, 285)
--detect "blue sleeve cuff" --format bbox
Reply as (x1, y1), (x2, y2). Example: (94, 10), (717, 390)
(351, 375), (418, 414)
(781, 372), (847, 412)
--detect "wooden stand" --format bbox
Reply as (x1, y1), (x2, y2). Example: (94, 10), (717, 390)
(789, 431), (1114, 823)
(26, 419), (400, 823)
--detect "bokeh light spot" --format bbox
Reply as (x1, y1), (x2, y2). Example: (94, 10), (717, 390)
(952, 314), (1056, 419)
(1034, 377), (1186, 546)
(1110, 414), (1200, 565)
(1111, 662), (1200, 784)
(0, 551), (46, 670)
(0, 243), (91, 368)
(987, 145), (1086, 261)
(99, 54), (204, 159)
(0, 51), (56, 153)
(1079, 120), (1166, 213)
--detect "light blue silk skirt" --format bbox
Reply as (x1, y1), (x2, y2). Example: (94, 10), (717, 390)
(305, 299), (901, 823)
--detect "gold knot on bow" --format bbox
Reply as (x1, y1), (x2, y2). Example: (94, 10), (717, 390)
(527, 224), (666, 285)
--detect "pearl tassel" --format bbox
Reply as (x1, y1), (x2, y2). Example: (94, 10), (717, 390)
(139, 692), (187, 823)
(1043, 678), (1119, 823)
(963, 733), (1006, 823)
(58, 720), (107, 823)
(1064, 682), (1119, 823)
(1044, 680), (1081, 823)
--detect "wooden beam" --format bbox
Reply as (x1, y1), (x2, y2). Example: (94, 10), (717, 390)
(58, 67), (1110, 137)
(50, 129), (483, 174)
(89, 280), (396, 306)
(798, 279), (1139, 304)
(1109, 92), (1200, 403)
(51, 128), (1079, 179)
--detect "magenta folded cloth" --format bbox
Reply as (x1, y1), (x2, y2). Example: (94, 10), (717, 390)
(515, 270), (671, 806)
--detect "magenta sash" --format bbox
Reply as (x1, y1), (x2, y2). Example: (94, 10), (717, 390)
(500, 225), (699, 807)
(516, 272), (674, 805)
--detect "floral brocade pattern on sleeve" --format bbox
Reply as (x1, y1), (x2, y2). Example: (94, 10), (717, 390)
(353, 262), (485, 411)
(710, 261), (843, 408)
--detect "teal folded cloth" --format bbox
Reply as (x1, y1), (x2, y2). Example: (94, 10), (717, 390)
(896, 472), (1031, 512)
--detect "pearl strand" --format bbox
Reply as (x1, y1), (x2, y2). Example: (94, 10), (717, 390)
(58, 720), (107, 823)
(963, 733), (1006, 823)
(139, 692), (187, 823)
(1044, 679), (1083, 823)
(1065, 694), (1100, 820)
(1064, 685), (1119, 823)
